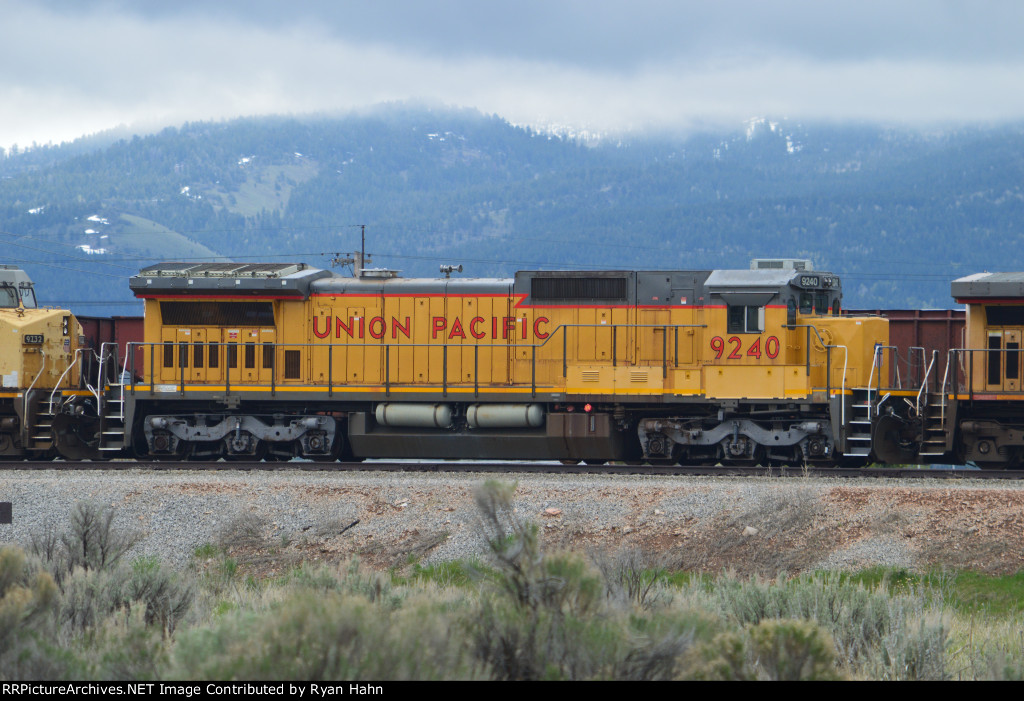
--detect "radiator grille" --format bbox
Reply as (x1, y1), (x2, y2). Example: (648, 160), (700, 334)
(531, 277), (628, 301)
(160, 301), (274, 326)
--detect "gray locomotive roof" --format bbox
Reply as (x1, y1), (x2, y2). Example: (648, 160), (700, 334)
(130, 262), (332, 297)
(128, 262), (840, 301)
(0, 266), (34, 287)
(311, 275), (510, 296)
(705, 269), (800, 289)
(952, 272), (1024, 300)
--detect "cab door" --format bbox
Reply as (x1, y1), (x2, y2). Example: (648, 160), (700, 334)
(987, 331), (1003, 390)
(1006, 330), (1021, 391)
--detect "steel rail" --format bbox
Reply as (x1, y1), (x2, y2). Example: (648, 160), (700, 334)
(1, 461), (1022, 479)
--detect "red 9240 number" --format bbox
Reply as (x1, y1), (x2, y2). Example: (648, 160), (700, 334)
(710, 336), (780, 360)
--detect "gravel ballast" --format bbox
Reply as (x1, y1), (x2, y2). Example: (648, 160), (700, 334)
(1, 467), (1022, 575)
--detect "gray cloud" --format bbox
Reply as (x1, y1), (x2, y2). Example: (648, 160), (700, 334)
(4, 0), (1024, 149)
(27, 0), (1024, 65)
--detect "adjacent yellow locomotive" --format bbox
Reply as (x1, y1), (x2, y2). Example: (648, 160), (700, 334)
(926, 273), (1024, 468)
(0, 265), (84, 458)
(101, 259), (888, 465)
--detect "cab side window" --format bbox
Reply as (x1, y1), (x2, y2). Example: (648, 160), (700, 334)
(799, 292), (813, 314)
(727, 305), (764, 334)
(815, 293), (828, 314)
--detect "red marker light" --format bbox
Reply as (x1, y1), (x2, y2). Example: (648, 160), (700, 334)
(584, 403), (593, 413)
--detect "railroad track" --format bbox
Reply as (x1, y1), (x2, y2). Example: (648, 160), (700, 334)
(2, 460), (1023, 479)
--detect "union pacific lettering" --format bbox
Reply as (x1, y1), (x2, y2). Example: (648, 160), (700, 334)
(312, 315), (551, 341)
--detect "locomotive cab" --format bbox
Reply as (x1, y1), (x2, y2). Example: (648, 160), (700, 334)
(0, 265), (83, 458)
(644, 264), (886, 466)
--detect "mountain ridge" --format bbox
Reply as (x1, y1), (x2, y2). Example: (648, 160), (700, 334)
(2, 106), (1022, 314)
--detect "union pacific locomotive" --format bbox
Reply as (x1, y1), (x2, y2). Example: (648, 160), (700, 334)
(50, 259), (890, 466)
(0, 266), (84, 459)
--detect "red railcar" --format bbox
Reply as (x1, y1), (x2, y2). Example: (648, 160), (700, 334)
(76, 315), (145, 382)
(849, 309), (964, 390)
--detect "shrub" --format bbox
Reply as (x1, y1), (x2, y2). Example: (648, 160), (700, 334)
(30, 501), (141, 584)
(0, 546), (64, 680)
(172, 589), (478, 680)
(747, 618), (842, 680)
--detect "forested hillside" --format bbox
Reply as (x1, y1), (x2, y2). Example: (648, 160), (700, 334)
(2, 105), (1023, 314)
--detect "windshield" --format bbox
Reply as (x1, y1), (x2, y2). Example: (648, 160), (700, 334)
(19, 285), (36, 308)
(0, 286), (17, 308)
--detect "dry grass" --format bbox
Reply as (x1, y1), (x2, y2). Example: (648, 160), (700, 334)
(669, 487), (843, 576)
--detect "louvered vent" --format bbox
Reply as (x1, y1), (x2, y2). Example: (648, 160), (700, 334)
(531, 277), (628, 301)
(160, 301), (275, 326)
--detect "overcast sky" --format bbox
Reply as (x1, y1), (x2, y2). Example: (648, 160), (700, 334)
(4, 0), (1024, 149)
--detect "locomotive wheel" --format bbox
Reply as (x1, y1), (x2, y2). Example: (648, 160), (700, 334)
(307, 433), (344, 463)
(310, 448), (340, 463)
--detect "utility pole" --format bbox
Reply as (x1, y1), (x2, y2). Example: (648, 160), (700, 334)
(329, 224), (371, 276)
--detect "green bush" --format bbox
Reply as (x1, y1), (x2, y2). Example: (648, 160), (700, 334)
(172, 589), (478, 680)
(0, 546), (65, 680)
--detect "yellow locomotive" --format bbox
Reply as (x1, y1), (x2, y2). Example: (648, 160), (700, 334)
(107, 259), (888, 466)
(0, 266), (84, 458)
(921, 273), (1024, 468)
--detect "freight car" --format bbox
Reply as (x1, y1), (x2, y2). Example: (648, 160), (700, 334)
(0, 266), (85, 458)
(52, 259), (890, 466)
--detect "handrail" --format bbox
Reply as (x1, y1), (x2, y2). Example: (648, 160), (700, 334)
(908, 346), (927, 389)
(48, 348), (85, 415)
(125, 320), (856, 410)
(915, 350), (938, 416)
(127, 321), (709, 396)
(863, 344), (898, 420)
(97, 341), (124, 421)
(830, 344), (849, 426)
(939, 349), (956, 425)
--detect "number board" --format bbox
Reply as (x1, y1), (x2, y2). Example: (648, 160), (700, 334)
(22, 334), (44, 344)
(799, 276), (820, 287)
